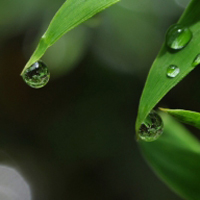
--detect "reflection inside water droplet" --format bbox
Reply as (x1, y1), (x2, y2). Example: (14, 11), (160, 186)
(139, 110), (163, 142)
(166, 24), (192, 50)
(192, 54), (200, 67)
(22, 61), (50, 89)
(166, 65), (180, 78)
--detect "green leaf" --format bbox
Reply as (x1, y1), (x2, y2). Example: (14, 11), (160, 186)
(21, 0), (119, 75)
(135, 0), (200, 133)
(139, 112), (200, 200)
(160, 108), (200, 129)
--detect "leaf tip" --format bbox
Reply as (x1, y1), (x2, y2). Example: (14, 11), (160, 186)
(159, 107), (169, 112)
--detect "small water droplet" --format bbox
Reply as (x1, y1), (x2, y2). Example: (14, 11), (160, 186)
(166, 24), (192, 50)
(138, 110), (163, 142)
(192, 54), (200, 67)
(166, 65), (180, 78)
(22, 61), (50, 89)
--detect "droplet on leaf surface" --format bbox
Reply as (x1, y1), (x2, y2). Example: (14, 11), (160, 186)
(22, 61), (50, 89)
(166, 24), (192, 50)
(192, 54), (200, 67)
(166, 65), (180, 78)
(138, 110), (164, 142)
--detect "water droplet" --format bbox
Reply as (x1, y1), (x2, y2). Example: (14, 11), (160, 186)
(22, 61), (50, 89)
(166, 65), (180, 78)
(139, 110), (163, 142)
(166, 24), (192, 50)
(192, 54), (200, 67)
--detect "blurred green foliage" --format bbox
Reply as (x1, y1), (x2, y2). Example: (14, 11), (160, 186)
(140, 112), (200, 200)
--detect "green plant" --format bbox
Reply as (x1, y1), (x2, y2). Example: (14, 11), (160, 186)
(136, 0), (200, 199)
(18, 0), (200, 199)
(21, 0), (119, 88)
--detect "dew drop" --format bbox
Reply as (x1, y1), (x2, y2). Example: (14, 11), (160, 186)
(138, 110), (163, 142)
(166, 24), (192, 50)
(166, 65), (180, 78)
(22, 61), (50, 89)
(192, 54), (200, 67)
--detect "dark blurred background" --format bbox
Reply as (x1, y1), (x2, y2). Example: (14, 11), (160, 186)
(0, 0), (196, 199)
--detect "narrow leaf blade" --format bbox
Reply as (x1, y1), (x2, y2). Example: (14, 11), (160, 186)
(135, 0), (200, 132)
(160, 108), (200, 129)
(21, 0), (119, 74)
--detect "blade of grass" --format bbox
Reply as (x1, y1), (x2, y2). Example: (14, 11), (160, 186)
(160, 108), (200, 129)
(140, 112), (200, 200)
(135, 0), (200, 133)
(21, 0), (119, 75)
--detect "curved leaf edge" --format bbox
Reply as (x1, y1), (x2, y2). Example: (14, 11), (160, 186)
(21, 0), (120, 75)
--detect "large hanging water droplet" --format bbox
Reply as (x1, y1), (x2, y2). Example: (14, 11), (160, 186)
(138, 110), (163, 142)
(192, 54), (200, 67)
(22, 61), (50, 89)
(166, 65), (180, 78)
(166, 24), (192, 50)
